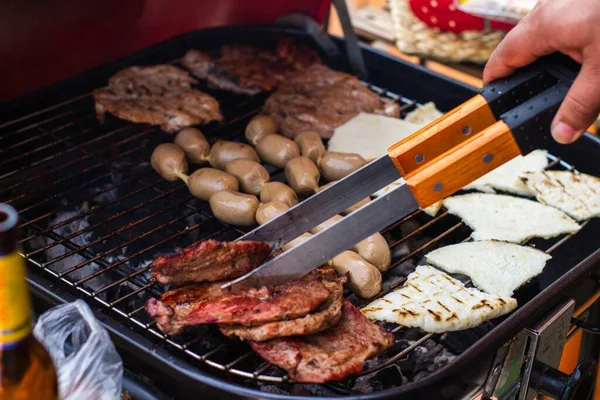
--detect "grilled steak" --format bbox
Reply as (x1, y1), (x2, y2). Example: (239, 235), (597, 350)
(93, 65), (222, 133)
(146, 268), (334, 336)
(219, 274), (346, 341)
(181, 37), (320, 95)
(150, 239), (271, 285)
(251, 301), (394, 383)
(263, 64), (401, 139)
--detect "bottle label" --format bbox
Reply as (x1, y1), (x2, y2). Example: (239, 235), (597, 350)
(0, 252), (32, 345)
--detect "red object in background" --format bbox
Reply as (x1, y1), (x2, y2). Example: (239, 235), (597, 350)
(0, 0), (330, 103)
(409, 0), (515, 34)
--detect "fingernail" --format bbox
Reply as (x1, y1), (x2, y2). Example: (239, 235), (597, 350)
(551, 122), (576, 144)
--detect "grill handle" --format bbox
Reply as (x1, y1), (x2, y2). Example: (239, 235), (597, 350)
(530, 359), (597, 400)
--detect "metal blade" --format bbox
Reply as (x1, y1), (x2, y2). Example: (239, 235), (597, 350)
(237, 155), (401, 247)
(223, 182), (418, 290)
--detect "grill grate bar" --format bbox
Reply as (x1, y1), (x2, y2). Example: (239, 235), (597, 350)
(389, 211), (449, 250)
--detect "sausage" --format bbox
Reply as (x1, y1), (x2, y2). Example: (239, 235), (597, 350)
(255, 134), (300, 169)
(331, 251), (382, 298)
(186, 168), (239, 201)
(318, 181), (370, 214)
(259, 182), (299, 207)
(309, 214), (343, 234)
(282, 232), (313, 252)
(174, 128), (210, 164)
(284, 156), (320, 197)
(352, 233), (391, 272)
(245, 115), (278, 145)
(209, 190), (259, 226)
(150, 143), (188, 182)
(208, 140), (260, 170)
(318, 152), (367, 181)
(225, 159), (271, 196)
(294, 131), (326, 164)
(255, 201), (290, 225)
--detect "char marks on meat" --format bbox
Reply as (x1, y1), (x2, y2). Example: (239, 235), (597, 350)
(146, 268), (335, 336)
(93, 65), (222, 133)
(182, 37), (320, 95)
(263, 64), (401, 138)
(251, 301), (394, 383)
(219, 274), (346, 341)
(150, 239), (271, 285)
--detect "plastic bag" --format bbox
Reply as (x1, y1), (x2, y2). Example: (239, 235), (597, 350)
(33, 300), (123, 400)
(456, 0), (537, 23)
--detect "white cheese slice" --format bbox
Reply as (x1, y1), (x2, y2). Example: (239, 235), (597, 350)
(403, 102), (444, 126)
(327, 113), (420, 161)
(520, 170), (600, 221)
(462, 150), (549, 196)
(425, 241), (551, 297)
(443, 193), (581, 243)
(361, 265), (516, 332)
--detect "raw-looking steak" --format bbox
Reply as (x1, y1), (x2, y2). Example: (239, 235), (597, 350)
(263, 64), (400, 139)
(150, 240), (272, 285)
(181, 37), (320, 95)
(93, 65), (222, 133)
(219, 275), (346, 341)
(146, 268), (334, 336)
(250, 301), (394, 383)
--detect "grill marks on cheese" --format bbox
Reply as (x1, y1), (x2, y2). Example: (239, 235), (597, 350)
(425, 241), (551, 297)
(361, 265), (516, 332)
(443, 193), (580, 243)
(521, 171), (600, 221)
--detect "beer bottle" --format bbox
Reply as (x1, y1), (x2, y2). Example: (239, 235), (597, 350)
(0, 204), (58, 399)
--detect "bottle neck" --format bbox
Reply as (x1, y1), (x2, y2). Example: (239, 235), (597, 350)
(0, 204), (32, 347)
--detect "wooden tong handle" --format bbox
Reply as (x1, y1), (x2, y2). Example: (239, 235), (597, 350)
(388, 119), (521, 208)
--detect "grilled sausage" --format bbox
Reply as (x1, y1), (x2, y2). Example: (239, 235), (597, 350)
(259, 182), (299, 207)
(318, 152), (367, 181)
(151, 143), (188, 182)
(331, 251), (382, 298)
(255, 134), (300, 168)
(209, 190), (259, 226)
(186, 168), (239, 201)
(309, 214), (343, 234)
(352, 233), (391, 272)
(282, 232), (314, 252)
(225, 159), (271, 196)
(255, 201), (290, 225)
(174, 128), (210, 164)
(284, 156), (320, 197)
(208, 140), (260, 170)
(319, 181), (370, 214)
(294, 131), (326, 164)
(245, 115), (278, 145)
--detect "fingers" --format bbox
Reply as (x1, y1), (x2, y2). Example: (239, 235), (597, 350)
(551, 57), (600, 143)
(483, 16), (554, 84)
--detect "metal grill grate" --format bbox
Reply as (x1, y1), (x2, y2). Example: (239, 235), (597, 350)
(0, 57), (587, 391)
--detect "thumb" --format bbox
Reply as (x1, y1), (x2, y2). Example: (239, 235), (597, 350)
(552, 59), (600, 144)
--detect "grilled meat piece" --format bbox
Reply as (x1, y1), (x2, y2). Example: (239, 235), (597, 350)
(150, 239), (271, 285)
(219, 275), (346, 341)
(181, 38), (320, 95)
(251, 301), (394, 383)
(263, 64), (401, 139)
(93, 65), (222, 133)
(146, 268), (335, 336)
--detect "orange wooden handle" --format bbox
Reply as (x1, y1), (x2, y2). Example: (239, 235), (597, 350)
(388, 94), (497, 176)
(401, 120), (521, 208)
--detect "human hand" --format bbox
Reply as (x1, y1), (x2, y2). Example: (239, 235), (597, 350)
(483, 0), (600, 144)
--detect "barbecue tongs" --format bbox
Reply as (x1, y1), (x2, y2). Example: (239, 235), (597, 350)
(222, 53), (581, 291)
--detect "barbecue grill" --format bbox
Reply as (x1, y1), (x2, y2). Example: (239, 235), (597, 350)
(2, 3), (600, 399)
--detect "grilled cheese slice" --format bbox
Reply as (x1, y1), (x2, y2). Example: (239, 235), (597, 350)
(443, 193), (581, 243)
(463, 150), (548, 196)
(520, 170), (600, 221)
(425, 241), (551, 297)
(361, 265), (516, 333)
